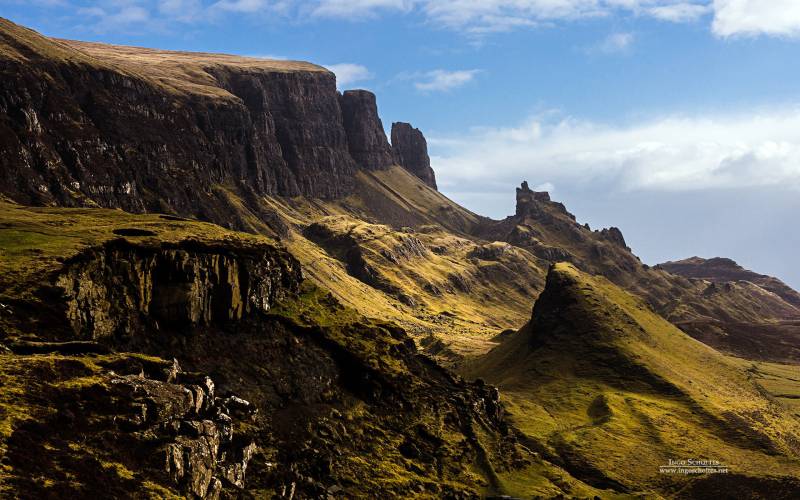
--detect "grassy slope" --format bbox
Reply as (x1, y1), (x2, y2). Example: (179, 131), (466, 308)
(463, 263), (800, 496)
(249, 167), (547, 359)
(0, 201), (609, 498)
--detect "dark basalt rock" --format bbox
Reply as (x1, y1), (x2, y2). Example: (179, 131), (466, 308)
(599, 227), (629, 249)
(340, 90), (394, 170)
(54, 239), (302, 341)
(391, 122), (438, 189)
(0, 19), (364, 228)
(2, 353), (257, 499)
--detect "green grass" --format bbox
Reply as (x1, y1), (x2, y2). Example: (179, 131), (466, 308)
(0, 201), (276, 302)
(729, 358), (800, 412)
(463, 263), (800, 495)
(259, 172), (547, 361)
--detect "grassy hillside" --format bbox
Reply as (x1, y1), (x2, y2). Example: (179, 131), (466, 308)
(464, 263), (800, 497)
(475, 184), (800, 363)
(0, 201), (612, 498)
(240, 167), (549, 359)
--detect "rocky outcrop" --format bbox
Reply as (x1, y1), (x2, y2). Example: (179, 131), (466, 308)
(55, 239), (302, 340)
(0, 351), (258, 499)
(599, 227), (629, 250)
(110, 361), (259, 499)
(514, 181), (572, 220)
(340, 90), (394, 170)
(391, 122), (437, 189)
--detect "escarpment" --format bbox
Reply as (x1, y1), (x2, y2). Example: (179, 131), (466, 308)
(0, 19), (438, 228)
(55, 239), (302, 341)
(0, 32), (356, 207)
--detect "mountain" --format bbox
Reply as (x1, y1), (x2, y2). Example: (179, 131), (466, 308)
(464, 263), (800, 498)
(3, 17), (800, 498)
(656, 257), (800, 363)
(3, 17), (798, 365)
(0, 18), (433, 222)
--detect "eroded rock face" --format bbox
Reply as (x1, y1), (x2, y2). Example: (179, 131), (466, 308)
(56, 240), (302, 340)
(107, 363), (259, 499)
(340, 90), (394, 170)
(391, 122), (437, 189)
(0, 352), (257, 499)
(0, 63), (356, 209)
(0, 19), (371, 226)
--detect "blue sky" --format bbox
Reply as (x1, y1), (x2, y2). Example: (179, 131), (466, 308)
(3, 1), (800, 289)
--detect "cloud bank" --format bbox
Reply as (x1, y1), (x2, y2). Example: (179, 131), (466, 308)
(429, 107), (800, 197)
(712, 0), (800, 38)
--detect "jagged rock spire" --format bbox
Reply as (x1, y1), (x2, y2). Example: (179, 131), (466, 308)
(391, 122), (438, 190)
(340, 90), (395, 170)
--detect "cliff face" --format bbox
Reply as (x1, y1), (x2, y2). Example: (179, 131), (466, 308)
(0, 19), (438, 226)
(391, 122), (438, 189)
(56, 239), (302, 341)
(340, 90), (395, 170)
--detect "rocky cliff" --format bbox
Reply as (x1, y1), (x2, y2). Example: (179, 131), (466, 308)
(340, 90), (395, 170)
(56, 239), (302, 341)
(0, 19), (437, 229)
(391, 122), (438, 189)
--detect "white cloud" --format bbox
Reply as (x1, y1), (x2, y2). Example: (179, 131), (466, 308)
(312, 0), (415, 18)
(429, 107), (800, 195)
(712, 0), (800, 38)
(36, 0), (800, 41)
(324, 63), (373, 88)
(211, 0), (270, 13)
(647, 2), (711, 22)
(307, 1), (714, 33)
(413, 69), (480, 92)
(590, 32), (635, 54)
(78, 4), (152, 33)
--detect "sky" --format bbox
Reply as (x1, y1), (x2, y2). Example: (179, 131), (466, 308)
(3, 0), (800, 289)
